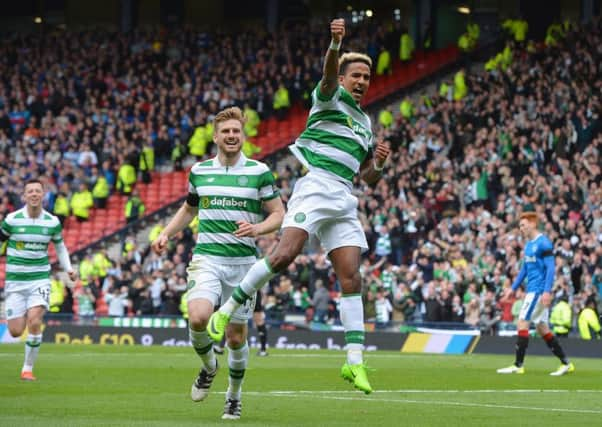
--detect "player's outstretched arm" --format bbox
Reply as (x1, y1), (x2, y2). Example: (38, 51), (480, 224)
(152, 200), (198, 254)
(54, 240), (76, 281)
(320, 18), (345, 99)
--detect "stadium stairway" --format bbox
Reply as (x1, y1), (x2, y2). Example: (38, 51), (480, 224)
(57, 169), (189, 256)
(60, 171), (188, 252)
(0, 46), (458, 286)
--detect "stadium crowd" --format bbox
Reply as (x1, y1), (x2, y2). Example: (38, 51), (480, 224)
(0, 19), (405, 222)
(1, 19), (600, 338)
(361, 21), (601, 334)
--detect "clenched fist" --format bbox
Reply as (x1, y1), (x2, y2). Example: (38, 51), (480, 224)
(373, 140), (391, 169)
(331, 19), (345, 43)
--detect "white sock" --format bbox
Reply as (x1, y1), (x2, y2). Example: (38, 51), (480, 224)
(340, 295), (364, 365)
(189, 328), (216, 372)
(220, 259), (274, 315)
(226, 342), (249, 401)
(23, 333), (42, 372)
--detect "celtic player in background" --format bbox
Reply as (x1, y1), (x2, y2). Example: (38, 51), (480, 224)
(0, 179), (77, 381)
(152, 107), (284, 420)
(208, 18), (390, 394)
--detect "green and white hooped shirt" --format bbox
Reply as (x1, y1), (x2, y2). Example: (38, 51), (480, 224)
(1, 208), (63, 292)
(188, 154), (279, 265)
(289, 83), (374, 187)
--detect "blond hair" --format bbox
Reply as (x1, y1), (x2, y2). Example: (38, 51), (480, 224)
(338, 52), (372, 75)
(213, 106), (246, 132)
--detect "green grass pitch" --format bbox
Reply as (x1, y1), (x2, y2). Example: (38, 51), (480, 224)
(0, 344), (600, 426)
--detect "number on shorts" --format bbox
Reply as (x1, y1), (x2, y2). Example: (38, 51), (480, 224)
(38, 287), (50, 303)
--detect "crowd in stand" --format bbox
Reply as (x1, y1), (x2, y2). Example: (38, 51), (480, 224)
(0, 19), (403, 223)
(358, 21), (601, 334)
(1, 19), (601, 338)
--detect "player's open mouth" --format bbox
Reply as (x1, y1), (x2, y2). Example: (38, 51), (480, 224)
(225, 140), (239, 146)
(352, 88), (364, 96)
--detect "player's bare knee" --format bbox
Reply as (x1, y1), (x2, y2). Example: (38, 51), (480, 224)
(340, 272), (361, 294)
(189, 316), (209, 331)
(7, 317), (26, 337)
(8, 325), (24, 337)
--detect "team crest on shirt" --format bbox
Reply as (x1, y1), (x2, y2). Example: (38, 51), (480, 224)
(6, 308), (12, 316)
(201, 197), (210, 209)
(42, 228), (49, 234)
(187, 280), (196, 290)
(16, 241), (24, 250)
(294, 213), (306, 223)
(346, 116), (353, 128)
(237, 176), (249, 186)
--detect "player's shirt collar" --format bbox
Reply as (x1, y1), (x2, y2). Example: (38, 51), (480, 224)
(22, 207), (44, 220)
(213, 153), (247, 169)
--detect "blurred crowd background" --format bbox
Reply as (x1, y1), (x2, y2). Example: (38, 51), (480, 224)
(0, 1), (600, 339)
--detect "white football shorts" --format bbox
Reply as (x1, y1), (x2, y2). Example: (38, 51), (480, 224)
(186, 256), (256, 324)
(518, 292), (550, 324)
(4, 282), (50, 319)
(282, 173), (368, 254)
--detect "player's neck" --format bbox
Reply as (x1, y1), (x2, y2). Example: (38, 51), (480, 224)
(217, 151), (241, 168)
(26, 205), (42, 219)
(526, 231), (538, 241)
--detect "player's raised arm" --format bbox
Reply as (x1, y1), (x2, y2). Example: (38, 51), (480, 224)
(320, 18), (345, 98)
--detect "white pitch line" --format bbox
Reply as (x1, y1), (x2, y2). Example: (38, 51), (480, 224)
(258, 389), (602, 394)
(259, 354), (451, 359)
(266, 393), (602, 415)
